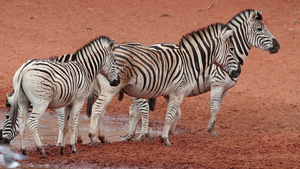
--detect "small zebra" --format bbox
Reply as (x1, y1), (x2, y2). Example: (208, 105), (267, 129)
(83, 23), (240, 147)
(1, 36), (119, 158)
(124, 9), (280, 140)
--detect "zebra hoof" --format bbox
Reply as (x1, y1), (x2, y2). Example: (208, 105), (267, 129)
(162, 137), (173, 147)
(122, 134), (134, 141)
(72, 150), (78, 154)
(77, 137), (83, 144)
(90, 142), (99, 146)
(40, 153), (48, 159)
(60, 146), (65, 155)
(20, 149), (27, 155)
(98, 136), (108, 143)
(147, 133), (155, 140)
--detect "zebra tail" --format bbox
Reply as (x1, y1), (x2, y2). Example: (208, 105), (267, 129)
(8, 79), (22, 130)
(86, 92), (96, 118)
(5, 90), (15, 108)
(118, 91), (124, 101)
(148, 98), (156, 111)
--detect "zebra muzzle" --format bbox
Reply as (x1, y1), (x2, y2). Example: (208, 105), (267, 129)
(269, 38), (280, 54)
(229, 62), (241, 78)
(109, 76), (120, 86)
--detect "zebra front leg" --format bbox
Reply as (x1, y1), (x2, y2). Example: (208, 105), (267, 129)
(208, 88), (228, 137)
(97, 108), (108, 143)
(161, 95), (184, 147)
(89, 93), (115, 145)
(28, 106), (48, 158)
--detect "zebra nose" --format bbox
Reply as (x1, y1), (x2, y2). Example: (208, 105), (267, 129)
(229, 62), (241, 78)
(109, 76), (120, 86)
(269, 38), (280, 54)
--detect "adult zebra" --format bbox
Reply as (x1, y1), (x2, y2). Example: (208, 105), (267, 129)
(2, 24), (240, 148)
(1, 36), (119, 158)
(84, 23), (241, 147)
(123, 9), (280, 140)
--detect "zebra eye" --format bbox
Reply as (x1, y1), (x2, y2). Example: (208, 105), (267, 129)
(5, 115), (9, 120)
(257, 28), (263, 31)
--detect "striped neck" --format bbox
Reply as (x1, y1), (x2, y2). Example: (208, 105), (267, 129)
(179, 24), (225, 79)
(227, 9), (256, 65)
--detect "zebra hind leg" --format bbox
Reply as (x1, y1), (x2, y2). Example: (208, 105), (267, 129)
(169, 107), (182, 135)
(161, 95), (184, 147)
(123, 102), (140, 141)
(28, 106), (48, 158)
(59, 106), (71, 155)
(69, 103), (84, 154)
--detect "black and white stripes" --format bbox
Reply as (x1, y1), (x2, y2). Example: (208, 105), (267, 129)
(1, 36), (119, 158)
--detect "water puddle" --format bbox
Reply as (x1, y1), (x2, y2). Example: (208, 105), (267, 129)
(0, 110), (163, 149)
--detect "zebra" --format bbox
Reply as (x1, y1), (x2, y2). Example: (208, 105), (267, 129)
(123, 9), (280, 140)
(81, 23), (241, 147)
(1, 24), (238, 148)
(1, 36), (120, 158)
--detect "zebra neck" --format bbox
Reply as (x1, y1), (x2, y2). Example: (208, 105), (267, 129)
(73, 55), (101, 83)
(228, 13), (253, 66)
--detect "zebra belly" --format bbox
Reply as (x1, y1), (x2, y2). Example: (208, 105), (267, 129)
(122, 85), (159, 98)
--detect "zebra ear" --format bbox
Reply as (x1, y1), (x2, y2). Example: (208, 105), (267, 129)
(258, 8), (262, 15)
(108, 39), (116, 51)
(221, 29), (233, 42)
(6, 93), (12, 106)
(248, 9), (258, 24)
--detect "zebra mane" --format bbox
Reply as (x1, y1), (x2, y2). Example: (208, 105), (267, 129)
(72, 36), (112, 61)
(228, 9), (263, 25)
(179, 23), (230, 49)
(48, 56), (59, 62)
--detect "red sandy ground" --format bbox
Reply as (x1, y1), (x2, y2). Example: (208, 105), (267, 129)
(0, 0), (299, 168)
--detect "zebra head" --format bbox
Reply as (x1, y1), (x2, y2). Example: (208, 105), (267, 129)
(99, 38), (120, 86)
(0, 94), (19, 144)
(214, 26), (241, 79)
(247, 9), (280, 54)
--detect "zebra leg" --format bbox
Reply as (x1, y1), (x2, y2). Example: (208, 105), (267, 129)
(97, 108), (108, 144)
(123, 102), (138, 141)
(59, 106), (71, 155)
(28, 105), (48, 158)
(56, 107), (64, 146)
(136, 99), (153, 140)
(69, 102), (84, 154)
(169, 107), (182, 135)
(89, 93), (116, 145)
(208, 87), (228, 137)
(76, 117), (83, 144)
(161, 95), (184, 147)
(18, 104), (30, 155)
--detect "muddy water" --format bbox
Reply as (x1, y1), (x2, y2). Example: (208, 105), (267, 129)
(0, 110), (162, 149)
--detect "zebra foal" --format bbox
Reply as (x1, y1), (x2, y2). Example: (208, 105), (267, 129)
(2, 36), (119, 158)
